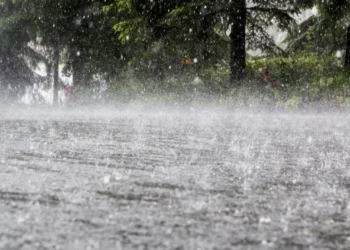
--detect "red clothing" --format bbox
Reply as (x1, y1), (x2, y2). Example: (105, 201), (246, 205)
(64, 86), (77, 100)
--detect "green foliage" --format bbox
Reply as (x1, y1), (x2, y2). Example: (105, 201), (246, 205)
(1, 0), (350, 108)
(248, 53), (350, 106)
(115, 0), (133, 12)
(1, 0), (126, 90)
(113, 17), (143, 44)
(286, 0), (350, 57)
(0, 0), (40, 88)
(104, 0), (313, 86)
(104, 48), (350, 109)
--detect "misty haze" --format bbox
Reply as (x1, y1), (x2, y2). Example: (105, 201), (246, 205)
(1, 0), (350, 249)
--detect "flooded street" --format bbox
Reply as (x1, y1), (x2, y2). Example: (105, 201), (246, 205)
(0, 107), (350, 250)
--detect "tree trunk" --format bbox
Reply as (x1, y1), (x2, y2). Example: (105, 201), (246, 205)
(53, 46), (59, 105)
(72, 57), (84, 87)
(229, 0), (246, 86)
(46, 63), (52, 89)
(344, 25), (350, 70)
(72, 0), (86, 87)
(202, 17), (211, 66)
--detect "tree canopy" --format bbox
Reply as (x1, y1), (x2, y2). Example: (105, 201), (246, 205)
(0, 0), (349, 104)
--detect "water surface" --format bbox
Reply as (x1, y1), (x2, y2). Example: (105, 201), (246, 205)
(0, 107), (349, 249)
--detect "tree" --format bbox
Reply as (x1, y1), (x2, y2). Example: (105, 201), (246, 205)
(211, 0), (310, 85)
(0, 0), (43, 92)
(318, 0), (350, 70)
(286, 1), (350, 70)
(0, 0), (67, 103)
(107, 0), (310, 87)
(1, 0), (124, 104)
(229, 0), (246, 84)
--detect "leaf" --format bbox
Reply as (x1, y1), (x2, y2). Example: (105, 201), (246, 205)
(115, 0), (133, 13)
(102, 4), (114, 13)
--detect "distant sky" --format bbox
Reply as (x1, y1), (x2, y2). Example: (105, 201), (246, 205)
(250, 7), (318, 56)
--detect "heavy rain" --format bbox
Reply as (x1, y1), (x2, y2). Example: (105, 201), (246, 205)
(1, 0), (350, 249)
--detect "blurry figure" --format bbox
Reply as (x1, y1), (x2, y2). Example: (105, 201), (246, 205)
(64, 85), (77, 104)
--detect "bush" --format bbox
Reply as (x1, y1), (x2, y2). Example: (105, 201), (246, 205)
(248, 53), (350, 106)
(108, 53), (350, 109)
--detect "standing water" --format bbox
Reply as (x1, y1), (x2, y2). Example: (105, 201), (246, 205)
(0, 106), (349, 249)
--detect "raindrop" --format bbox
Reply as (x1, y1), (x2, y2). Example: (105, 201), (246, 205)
(259, 217), (271, 224)
(103, 175), (111, 184)
(307, 136), (313, 144)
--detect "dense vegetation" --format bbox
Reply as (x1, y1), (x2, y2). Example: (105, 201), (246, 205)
(1, 0), (350, 107)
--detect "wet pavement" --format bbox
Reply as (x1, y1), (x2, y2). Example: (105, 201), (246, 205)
(0, 107), (350, 249)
